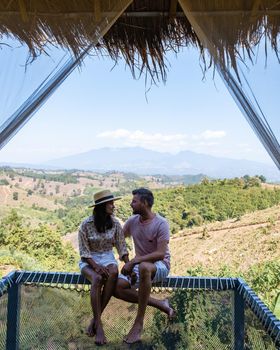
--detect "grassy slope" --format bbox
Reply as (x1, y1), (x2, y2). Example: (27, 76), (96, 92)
(170, 204), (280, 275)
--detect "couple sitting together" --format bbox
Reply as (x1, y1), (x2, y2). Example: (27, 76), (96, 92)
(78, 187), (174, 345)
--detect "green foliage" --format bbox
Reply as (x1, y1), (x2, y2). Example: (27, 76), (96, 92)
(0, 179), (9, 185)
(18, 287), (88, 349)
(1, 168), (278, 238)
(151, 258), (279, 350)
(247, 260), (280, 310)
(151, 286), (277, 350)
(115, 176), (280, 234)
(156, 173), (206, 185)
(274, 293), (280, 318)
(0, 210), (78, 271)
(151, 289), (232, 349)
(0, 249), (43, 274)
(257, 175), (266, 183)
(1, 167), (79, 184)
(53, 195), (92, 234)
(12, 191), (18, 200)
(185, 260), (280, 311)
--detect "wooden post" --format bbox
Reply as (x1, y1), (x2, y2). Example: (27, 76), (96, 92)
(233, 289), (245, 350)
(6, 283), (21, 350)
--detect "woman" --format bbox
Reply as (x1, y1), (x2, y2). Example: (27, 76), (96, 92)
(78, 189), (128, 345)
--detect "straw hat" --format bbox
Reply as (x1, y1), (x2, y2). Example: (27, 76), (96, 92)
(89, 189), (121, 207)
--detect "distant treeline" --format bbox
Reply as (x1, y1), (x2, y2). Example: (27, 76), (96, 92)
(117, 176), (279, 234)
(44, 175), (279, 235)
(156, 173), (206, 185)
(1, 167), (78, 184)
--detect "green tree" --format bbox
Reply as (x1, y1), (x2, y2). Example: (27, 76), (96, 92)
(13, 192), (18, 200)
(27, 189), (33, 196)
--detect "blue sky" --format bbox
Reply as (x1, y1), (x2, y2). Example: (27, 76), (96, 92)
(0, 41), (278, 166)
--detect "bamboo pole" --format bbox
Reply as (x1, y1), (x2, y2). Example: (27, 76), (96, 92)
(0, 10), (279, 17)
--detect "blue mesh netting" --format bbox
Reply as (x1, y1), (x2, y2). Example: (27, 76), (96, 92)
(0, 284), (278, 349)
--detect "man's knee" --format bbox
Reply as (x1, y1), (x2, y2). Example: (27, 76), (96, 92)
(107, 264), (118, 280)
(139, 262), (154, 279)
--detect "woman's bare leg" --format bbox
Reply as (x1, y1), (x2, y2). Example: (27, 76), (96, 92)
(81, 266), (107, 345)
(100, 264), (118, 311)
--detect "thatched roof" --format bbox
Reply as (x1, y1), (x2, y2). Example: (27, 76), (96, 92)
(1, 0), (280, 81)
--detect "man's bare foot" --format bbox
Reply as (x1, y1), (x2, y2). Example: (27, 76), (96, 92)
(86, 318), (96, 337)
(95, 324), (107, 345)
(123, 321), (143, 344)
(162, 299), (176, 320)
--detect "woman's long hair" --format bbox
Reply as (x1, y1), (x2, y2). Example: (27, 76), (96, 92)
(93, 202), (113, 233)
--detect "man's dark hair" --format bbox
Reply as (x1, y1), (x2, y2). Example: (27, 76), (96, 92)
(132, 188), (154, 207)
(93, 203), (113, 233)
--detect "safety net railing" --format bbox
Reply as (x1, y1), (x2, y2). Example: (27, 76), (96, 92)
(0, 271), (279, 349)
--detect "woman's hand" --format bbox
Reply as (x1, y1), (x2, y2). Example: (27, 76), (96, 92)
(93, 264), (109, 279)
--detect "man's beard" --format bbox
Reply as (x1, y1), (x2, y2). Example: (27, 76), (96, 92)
(132, 208), (140, 215)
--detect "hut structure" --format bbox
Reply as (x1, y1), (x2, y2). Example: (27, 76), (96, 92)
(0, 0), (280, 168)
(0, 1), (280, 349)
(0, 0), (279, 79)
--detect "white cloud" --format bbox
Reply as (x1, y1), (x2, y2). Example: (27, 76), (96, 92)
(193, 130), (226, 140)
(195, 141), (219, 146)
(97, 129), (189, 152)
(98, 129), (186, 142)
(98, 129), (131, 138)
(96, 128), (226, 153)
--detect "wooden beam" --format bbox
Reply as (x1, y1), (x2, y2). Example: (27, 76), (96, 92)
(250, 0), (262, 22)
(252, 0), (262, 15)
(94, 0), (101, 22)
(0, 10), (279, 18)
(18, 0), (28, 22)
(169, 0), (178, 17)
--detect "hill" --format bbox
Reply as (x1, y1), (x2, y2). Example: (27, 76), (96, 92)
(0, 169), (279, 312)
(63, 204), (280, 312)
(42, 147), (280, 181)
(1, 168), (280, 235)
(2, 147), (279, 180)
(170, 205), (280, 275)
(62, 204), (280, 276)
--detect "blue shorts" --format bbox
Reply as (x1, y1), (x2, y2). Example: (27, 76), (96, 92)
(79, 250), (118, 271)
(118, 261), (169, 288)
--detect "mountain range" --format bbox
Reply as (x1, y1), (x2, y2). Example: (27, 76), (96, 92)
(1, 147), (279, 180)
(40, 147), (279, 180)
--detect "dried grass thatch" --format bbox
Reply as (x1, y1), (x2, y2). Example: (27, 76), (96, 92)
(0, 0), (280, 81)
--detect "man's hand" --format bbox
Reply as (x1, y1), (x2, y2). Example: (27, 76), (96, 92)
(121, 261), (135, 276)
(130, 271), (137, 285)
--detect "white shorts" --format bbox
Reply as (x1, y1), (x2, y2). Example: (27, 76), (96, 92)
(79, 250), (118, 271)
(119, 261), (169, 288)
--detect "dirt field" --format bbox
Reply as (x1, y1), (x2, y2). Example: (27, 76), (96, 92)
(170, 205), (280, 275)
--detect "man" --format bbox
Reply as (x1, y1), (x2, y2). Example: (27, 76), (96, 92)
(114, 188), (174, 344)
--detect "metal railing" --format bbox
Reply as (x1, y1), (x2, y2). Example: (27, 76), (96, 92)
(0, 270), (279, 350)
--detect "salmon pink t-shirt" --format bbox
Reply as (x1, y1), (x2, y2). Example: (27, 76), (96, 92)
(123, 214), (170, 270)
